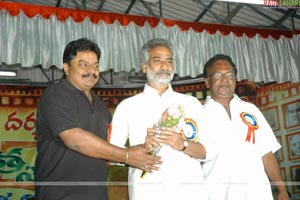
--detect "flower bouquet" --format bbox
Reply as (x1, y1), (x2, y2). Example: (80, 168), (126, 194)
(160, 104), (185, 130)
(141, 104), (185, 178)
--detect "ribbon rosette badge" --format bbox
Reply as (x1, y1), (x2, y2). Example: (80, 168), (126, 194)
(240, 112), (258, 144)
(182, 118), (198, 142)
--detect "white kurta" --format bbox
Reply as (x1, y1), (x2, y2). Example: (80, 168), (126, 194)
(109, 84), (207, 200)
(202, 95), (281, 200)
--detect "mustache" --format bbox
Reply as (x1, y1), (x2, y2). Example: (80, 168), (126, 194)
(82, 73), (98, 79)
(156, 70), (172, 75)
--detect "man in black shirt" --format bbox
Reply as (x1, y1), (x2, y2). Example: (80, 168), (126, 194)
(35, 38), (161, 200)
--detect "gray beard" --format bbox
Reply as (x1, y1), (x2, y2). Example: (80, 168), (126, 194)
(147, 69), (174, 86)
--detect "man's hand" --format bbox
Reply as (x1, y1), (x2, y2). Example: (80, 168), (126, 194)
(156, 128), (184, 151)
(126, 145), (162, 172)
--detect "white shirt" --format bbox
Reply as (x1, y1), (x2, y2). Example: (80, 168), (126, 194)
(202, 94), (281, 200)
(109, 84), (208, 200)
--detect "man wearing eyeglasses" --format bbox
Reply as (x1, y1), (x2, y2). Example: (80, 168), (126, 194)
(201, 54), (289, 200)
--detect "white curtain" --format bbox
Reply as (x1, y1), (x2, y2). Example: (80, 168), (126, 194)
(0, 9), (299, 83)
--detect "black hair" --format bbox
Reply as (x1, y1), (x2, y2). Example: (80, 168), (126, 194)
(63, 38), (101, 66)
(62, 38), (101, 78)
(203, 54), (237, 77)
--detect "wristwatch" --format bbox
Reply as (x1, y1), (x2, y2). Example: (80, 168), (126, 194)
(180, 140), (188, 151)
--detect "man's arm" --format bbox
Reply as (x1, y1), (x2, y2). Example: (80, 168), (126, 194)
(262, 151), (289, 200)
(59, 128), (161, 172)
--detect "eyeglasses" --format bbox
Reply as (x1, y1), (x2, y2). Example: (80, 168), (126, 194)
(208, 72), (235, 80)
(77, 61), (99, 70)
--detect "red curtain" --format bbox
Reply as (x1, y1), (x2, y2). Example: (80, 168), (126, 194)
(0, 1), (299, 39)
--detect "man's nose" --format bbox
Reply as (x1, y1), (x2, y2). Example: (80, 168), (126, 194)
(86, 65), (98, 73)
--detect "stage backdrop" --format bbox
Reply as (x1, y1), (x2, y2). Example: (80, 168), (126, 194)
(257, 82), (300, 200)
(0, 81), (299, 200)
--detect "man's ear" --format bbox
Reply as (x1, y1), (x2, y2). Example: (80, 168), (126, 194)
(204, 78), (210, 88)
(142, 63), (147, 74)
(63, 63), (70, 76)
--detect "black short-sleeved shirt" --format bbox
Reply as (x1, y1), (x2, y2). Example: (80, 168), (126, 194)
(35, 79), (112, 200)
